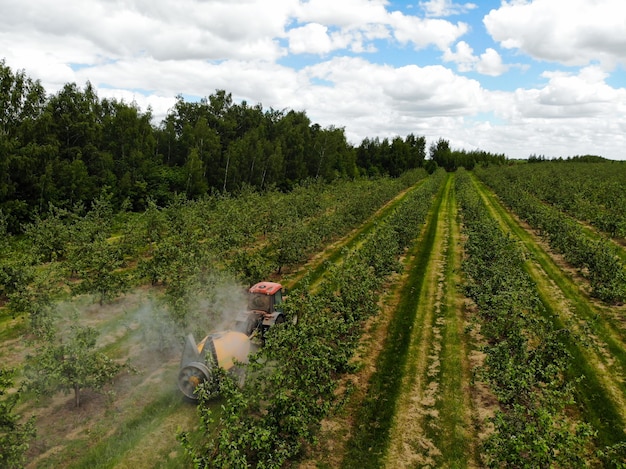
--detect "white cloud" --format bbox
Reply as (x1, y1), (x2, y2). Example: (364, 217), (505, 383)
(469, 66), (626, 158)
(518, 66), (625, 118)
(443, 41), (476, 72)
(0, 0), (624, 160)
(286, 23), (383, 55)
(390, 12), (468, 50)
(419, 0), (477, 17)
(294, 0), (390, 27)
(287, 57), (487, 146)
(476, 48), (508, 76)
(288, 2), (467, 55)
(0, 0), (290, 62)
(484, 0), (626, 69)
(288, 23), (334, 54)
(443, 41), (509, 76)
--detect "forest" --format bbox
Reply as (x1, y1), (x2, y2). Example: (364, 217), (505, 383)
(1, 60), (505, 233)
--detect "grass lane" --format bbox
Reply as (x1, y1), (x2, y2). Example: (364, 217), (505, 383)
(384, 174), (472, 468)
(432, 175), (472, 467)
(342, 174), (449, 468)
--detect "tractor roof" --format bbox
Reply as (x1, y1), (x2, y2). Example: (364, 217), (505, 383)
(249, 281), (283, 295)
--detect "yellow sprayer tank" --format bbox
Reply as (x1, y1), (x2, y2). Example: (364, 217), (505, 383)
(178, 331), (250, 400)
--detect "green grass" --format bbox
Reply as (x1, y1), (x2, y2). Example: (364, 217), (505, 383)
(63, 391), (193, 469)
(0, 311), (26, 342)
(342, 175), (448, 468)
(430, 175), (470, 467)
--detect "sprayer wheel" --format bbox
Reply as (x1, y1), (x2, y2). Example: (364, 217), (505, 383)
(178, 362), (211, 400)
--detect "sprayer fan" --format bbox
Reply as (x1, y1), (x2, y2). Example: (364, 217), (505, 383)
(177, 361), (211, 400)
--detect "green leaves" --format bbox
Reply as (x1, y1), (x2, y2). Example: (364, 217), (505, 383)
(476, 164), (626, 304)
(183, 171), (442, 467)
(1, 60), (435, 236)
(456, 170), (594, 466)
(0, 367), (36, 469)
(24, 324), (128, 408)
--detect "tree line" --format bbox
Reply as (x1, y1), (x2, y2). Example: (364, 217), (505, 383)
(0, 60), (505, 232)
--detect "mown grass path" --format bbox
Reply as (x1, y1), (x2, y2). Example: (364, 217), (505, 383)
(471, 174), (626, 447)
(383, 173), (472, 468)
(342, 174), (475, 468)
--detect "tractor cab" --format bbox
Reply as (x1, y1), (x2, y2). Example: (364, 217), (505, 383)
(236, 281), (286, 336)
(248, 281), (283, 314)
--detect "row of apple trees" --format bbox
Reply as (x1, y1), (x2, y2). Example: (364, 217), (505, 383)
(474, 166), (626, 304)
(456, 171), (626, 467)
(180, 169), (447, 468)
(2, 170), (424, 332)
(480, 162), (626, 239)
(455, 170), (602, 467)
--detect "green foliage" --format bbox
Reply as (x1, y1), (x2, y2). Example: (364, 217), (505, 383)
(455, 169), (596, 467)
(69, 236), (129, 305)
(0, 210), (9, 252)
(23, 205), (73, 262)
(0, 254), (35, 314)
(475, 164), (626, 303)
(24, 324), (128, 407)
(484, 401), (594, 469)
(0, 61), (431, 232)
(274, 222), (320, 274)
(597, 442), (626, 469)
(356, 133), (426, 176)
(62, 193), (131, 304)
(182, 171), (444, 467)
(428, 138), (506, 171)
(0, 367), (36, 469)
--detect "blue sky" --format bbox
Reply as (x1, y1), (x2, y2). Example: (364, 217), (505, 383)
(1, 0), (625, 159)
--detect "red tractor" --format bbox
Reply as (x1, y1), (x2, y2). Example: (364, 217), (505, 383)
(178, 281), (288, 400)
(236, 281), (286, 337)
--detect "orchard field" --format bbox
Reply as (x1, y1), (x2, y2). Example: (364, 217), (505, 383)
(2, 161), (626, 468)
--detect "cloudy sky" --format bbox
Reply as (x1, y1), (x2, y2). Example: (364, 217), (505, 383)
(1, 0), (625, 159)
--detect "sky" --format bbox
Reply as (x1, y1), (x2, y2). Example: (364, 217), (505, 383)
(1, 0), (625, 160)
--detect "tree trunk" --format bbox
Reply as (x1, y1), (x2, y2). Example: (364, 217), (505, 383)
(223, 155), (230, 192)
(74, 384), (81, 407)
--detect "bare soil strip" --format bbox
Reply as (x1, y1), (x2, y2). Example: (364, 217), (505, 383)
(472, 174), (626, 446)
